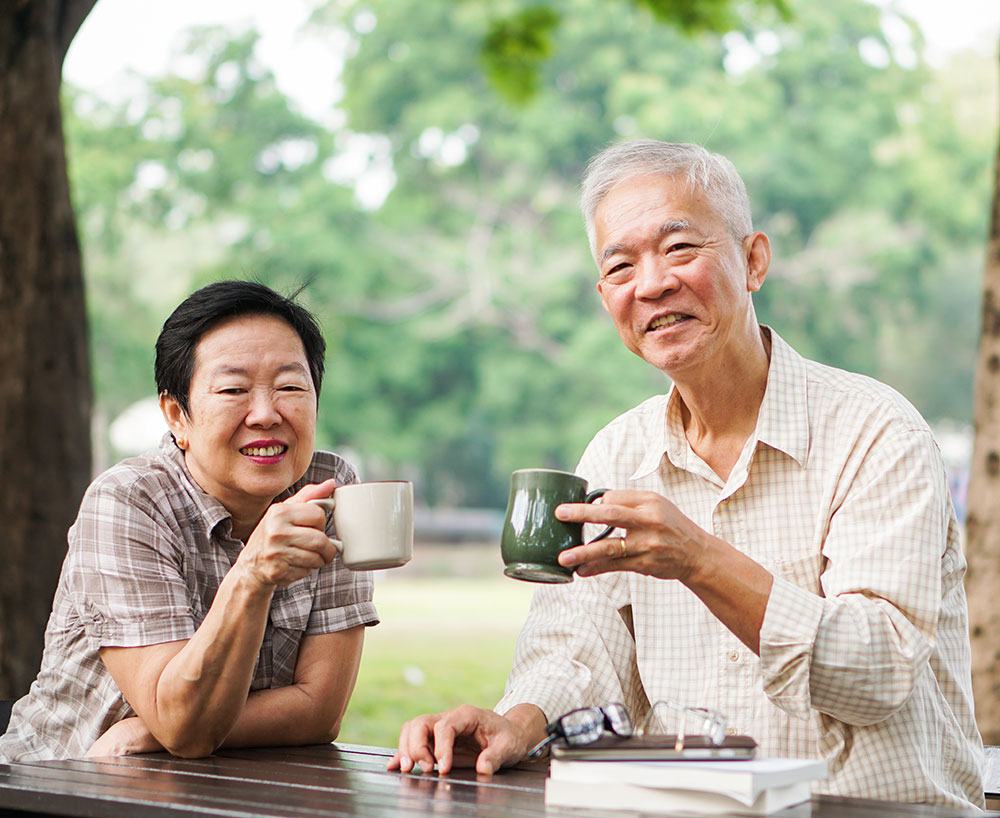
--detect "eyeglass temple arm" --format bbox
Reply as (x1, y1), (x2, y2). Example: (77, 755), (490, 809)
(527, 733), (557, 759)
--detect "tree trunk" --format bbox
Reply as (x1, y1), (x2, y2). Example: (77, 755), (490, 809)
(0, 0), (96, 698)
(966, 42), (1000, 746)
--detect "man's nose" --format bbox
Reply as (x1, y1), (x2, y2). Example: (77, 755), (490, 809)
(246, 389), (281, 427)
(633, 256), (678, 300)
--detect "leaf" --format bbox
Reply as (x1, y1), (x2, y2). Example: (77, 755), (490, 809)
(481, 6), (561, 104)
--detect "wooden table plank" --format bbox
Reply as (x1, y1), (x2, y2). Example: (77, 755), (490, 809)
(0, 745), (994, 818)
(0, 746), (568, 818)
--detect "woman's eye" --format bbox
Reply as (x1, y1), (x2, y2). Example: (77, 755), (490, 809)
(278, 384), (308, 392)
(219, 387), (247, 395)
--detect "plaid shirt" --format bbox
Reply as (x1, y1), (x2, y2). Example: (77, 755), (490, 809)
(0, 436), (377, 761)
(497, 329), (984, 808)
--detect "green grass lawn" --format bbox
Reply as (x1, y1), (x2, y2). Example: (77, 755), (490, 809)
(339, 572), (535, 748)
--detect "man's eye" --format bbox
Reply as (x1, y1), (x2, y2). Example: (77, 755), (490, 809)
(667, 242), (695, 254)
(278, 384), (309, 392)
(219, 387), (247, 395)
(603, 263), (633, 282)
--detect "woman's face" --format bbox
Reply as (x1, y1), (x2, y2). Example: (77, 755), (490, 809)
(160, 313), (318, 528)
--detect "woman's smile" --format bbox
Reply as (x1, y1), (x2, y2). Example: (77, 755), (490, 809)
(239, 440), (289, 462)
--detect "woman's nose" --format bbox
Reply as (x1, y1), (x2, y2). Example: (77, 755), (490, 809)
(245, 390), (281, 427)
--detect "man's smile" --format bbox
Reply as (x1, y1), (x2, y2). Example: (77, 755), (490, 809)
(647, 313), (693, 332)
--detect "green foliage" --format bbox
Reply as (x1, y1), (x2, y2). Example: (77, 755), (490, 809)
(478, 0), (791, 104)
(65, 0), (992, 505)
(482, 6), (561, 103)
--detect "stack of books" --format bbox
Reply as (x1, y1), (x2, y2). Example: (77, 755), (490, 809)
(544, 755), (828, 815)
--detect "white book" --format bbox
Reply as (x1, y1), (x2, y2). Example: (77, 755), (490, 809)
(546, 757), (827, 815)
(984, 745), (1000, 796)
(544, 777), (813, 815)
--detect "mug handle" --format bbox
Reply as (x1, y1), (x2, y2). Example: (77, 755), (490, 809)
(584, 488), (615, 543)
(308, 497), (344, 551)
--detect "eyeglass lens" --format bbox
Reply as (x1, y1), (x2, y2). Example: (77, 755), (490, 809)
(560, 707), (607, 745)
(528, 703), (635, 757)
(639, 701), (727, 745)
(601, 702), (633, 737)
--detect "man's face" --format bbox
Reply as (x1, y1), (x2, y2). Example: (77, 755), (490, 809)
(594, 173), (765, 377)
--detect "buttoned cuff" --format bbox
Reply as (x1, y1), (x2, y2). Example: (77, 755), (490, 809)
(306, 601), (379, 634)
(86, 612), (197, 649)
(759, 576), (824, 720)
(495, 675), (585, 725)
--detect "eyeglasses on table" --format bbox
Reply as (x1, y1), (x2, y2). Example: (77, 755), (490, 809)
(527, 700), (727, 758)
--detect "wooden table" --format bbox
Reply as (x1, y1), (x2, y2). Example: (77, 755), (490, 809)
(0, 743), (991, 817)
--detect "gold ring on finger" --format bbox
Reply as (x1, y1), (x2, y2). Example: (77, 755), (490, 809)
(620, 538), (627, 559)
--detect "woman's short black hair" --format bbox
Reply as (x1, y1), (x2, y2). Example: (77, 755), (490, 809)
(155, 280), (326, 415)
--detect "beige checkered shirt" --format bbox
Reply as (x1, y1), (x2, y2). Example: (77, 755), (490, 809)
(0, 436), (377, 761)
(497, 329), (984, 808)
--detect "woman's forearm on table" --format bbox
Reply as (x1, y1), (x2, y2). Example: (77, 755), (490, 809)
(222, 627), (366, 748)
(156, 565), (275, 754)
(101, 562), (276, 757)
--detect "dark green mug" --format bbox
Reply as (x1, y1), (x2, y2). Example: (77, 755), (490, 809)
(501, 468), (614, 583)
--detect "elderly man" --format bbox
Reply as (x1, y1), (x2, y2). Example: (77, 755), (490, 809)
(390, 140), (984, 808)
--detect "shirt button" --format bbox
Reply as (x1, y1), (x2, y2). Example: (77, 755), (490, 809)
(728, 650), (740, 662)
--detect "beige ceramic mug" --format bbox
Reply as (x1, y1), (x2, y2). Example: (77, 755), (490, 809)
(310, 481), (414, 570)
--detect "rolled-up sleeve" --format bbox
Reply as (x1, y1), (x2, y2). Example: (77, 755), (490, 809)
(306, 559), (378, 634)
(68, 480), (197, 650)
(760, 426), (945, 725)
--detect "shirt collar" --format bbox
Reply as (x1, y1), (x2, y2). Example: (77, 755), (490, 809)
(754, 327), (809, 467)
(157, 434), (323, 540)
(629, 326), (809, 480)
(158, 433), (237, 537)
(630, 388), (684, 480)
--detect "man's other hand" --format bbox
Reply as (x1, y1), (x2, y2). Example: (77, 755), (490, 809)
(387, 704), (543, 776)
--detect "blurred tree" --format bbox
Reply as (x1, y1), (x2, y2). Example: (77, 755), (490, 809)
(67, 0), (989, 512)
(0, 0), (95, 699)
(316, 0), (987, 494)
(63, 28), (340, 466)
(966, 39), (1000, 744)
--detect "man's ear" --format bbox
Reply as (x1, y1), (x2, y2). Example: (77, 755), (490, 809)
(744, 232), (770, 293)
(596, 278), (612, 314)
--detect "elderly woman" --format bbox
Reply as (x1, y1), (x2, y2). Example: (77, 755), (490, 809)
(0, 280), (377, 760)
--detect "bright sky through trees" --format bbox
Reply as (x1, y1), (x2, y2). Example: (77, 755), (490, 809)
(65, 0), (1000, 116)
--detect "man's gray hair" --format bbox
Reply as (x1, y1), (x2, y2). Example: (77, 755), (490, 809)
(580, 140), (753, 258)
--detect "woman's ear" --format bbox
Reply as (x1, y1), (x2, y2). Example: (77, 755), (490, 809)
(159, 392), (189, 450)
